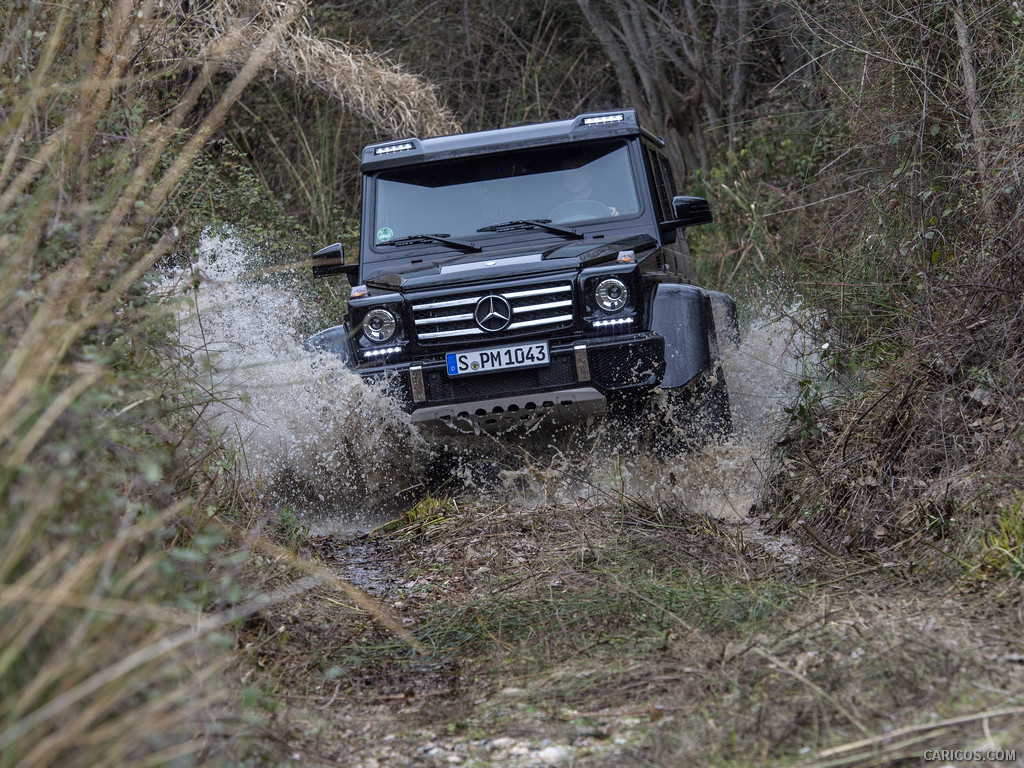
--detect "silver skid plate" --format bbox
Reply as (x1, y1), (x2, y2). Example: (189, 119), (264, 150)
(410, 387), (606, 435)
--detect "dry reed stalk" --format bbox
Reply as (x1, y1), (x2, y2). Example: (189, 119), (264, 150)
(0, 2), (425, 765)
(167, 0), (460, 138)
(224, 520), (423, 651)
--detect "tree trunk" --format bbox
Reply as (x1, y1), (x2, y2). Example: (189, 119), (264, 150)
(575, 0), (809, 182)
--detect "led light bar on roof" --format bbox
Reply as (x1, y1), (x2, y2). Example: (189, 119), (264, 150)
(374, 142), (415, 155)
(582, 114), (624, 125)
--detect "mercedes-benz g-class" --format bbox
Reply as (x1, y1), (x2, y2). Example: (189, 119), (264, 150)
(306, 109), (738, 442)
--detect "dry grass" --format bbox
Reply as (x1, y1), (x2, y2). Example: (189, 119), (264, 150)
(230, 477), (1024, 766)
(760, 0), (1024, 562)
(159, 0), (460, 138)
(0, 0), (283, 759)
(0, 1), (419, 764)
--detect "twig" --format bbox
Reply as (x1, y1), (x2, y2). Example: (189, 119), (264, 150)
(798, 520), (844, 559)
(800, 730), (950, 768)
(810, 706), (1024, 759)
(751, 647), (870, 737)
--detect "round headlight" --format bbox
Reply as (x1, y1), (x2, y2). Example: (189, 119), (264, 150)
(594, 278), (629, 312)
(362, 308), (397, 343)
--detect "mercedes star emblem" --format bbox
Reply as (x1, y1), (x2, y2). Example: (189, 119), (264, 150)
(474, 295), (512, 332)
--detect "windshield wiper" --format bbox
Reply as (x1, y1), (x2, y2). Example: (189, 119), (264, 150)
(378, 233), (482, 252)
(476, 219), (583, 239)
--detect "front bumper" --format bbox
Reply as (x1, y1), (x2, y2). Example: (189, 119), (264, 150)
(358, 332), (666, 432)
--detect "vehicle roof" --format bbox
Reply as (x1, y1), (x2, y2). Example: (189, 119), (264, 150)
(361, 109), (662, 172)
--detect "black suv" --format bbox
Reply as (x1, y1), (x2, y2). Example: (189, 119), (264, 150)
(307, 110), (738, 439)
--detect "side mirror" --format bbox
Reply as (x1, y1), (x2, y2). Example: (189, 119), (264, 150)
(662, 196), (713, 230)
(311, 242), (358, 280)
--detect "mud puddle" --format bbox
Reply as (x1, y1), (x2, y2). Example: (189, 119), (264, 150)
(172, 233), (819, 587)
(166, 234), (430, 533)
(310, 537), (398, 595)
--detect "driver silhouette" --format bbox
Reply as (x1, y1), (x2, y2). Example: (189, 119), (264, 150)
(561, 164), (618, 216)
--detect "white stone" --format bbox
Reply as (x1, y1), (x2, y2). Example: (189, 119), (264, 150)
(537, 745), (570, 765)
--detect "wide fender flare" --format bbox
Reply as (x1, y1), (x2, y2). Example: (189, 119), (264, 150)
(648, 283), (716, 389)
(707, 290), (740, 347)
(304, 324), (355, 366)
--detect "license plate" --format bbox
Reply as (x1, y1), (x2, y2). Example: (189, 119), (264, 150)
(446, 342), (549, 376)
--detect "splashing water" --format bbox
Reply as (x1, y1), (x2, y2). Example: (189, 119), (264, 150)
(458, 311), (823, 523)
(168, 233), (820, 535)
(647, 311), (823, 520)
(167, 234), (427, 532)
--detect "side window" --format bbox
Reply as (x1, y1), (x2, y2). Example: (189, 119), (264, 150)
(643, 144), (676, 222)
(657, 154), (677, 213)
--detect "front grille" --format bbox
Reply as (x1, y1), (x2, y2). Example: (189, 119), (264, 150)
(411, 281), (574, 345)
(424, 353), (576, 403)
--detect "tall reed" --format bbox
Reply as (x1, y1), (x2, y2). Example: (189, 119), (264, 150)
(0, 2), (307, 764)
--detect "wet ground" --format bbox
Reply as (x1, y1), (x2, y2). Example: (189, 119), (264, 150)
(182, 239), (1024, 765)
(242, 486), (1024, 768)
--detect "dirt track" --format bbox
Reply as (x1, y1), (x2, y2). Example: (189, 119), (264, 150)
(240, 479), (1024, 767)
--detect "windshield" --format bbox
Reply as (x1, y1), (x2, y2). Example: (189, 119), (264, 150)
(371, 140), (640, 251)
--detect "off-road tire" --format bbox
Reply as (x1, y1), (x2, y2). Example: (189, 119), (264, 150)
(648, 363), (732, 454)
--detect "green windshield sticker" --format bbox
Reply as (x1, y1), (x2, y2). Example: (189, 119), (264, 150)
(376, 226), (394, 242)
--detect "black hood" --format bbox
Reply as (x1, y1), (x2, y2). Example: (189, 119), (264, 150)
(364, 234), (657, 292)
